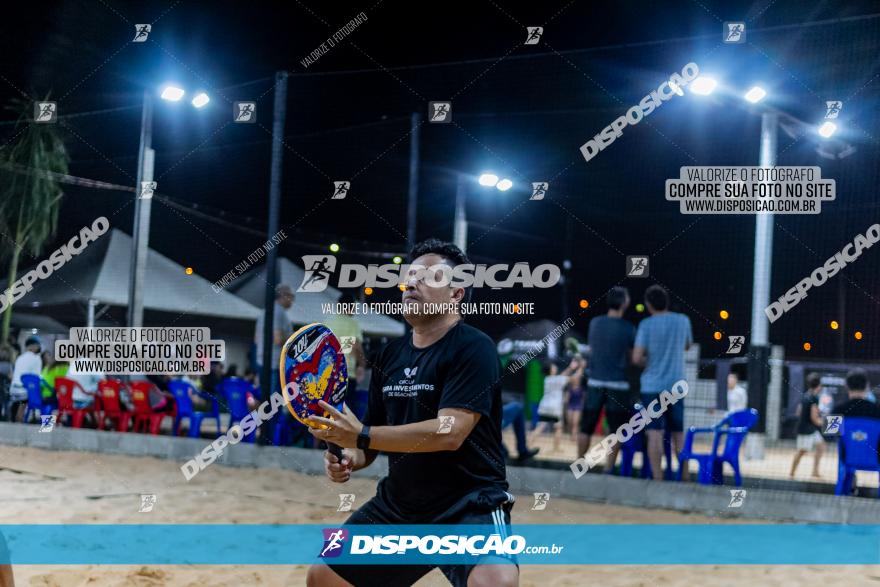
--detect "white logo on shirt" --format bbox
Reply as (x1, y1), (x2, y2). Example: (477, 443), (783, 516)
(404, 367), (418, 378)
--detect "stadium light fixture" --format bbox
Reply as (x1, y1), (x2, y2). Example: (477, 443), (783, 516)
(818, 121), (837, 138)
(720, 310), (729, 319)
(830, 320), (839, 330)
(855, 331), (863, 340)
(329, 243), (340, 253)
(160, 85), (185, 101)
(689, 77), (718, 96)
(392, 255), (403, 264)
(478, 173), (499, 187)
(191, 92), (210, 108)
(496, 178), (513, 191)
(744, 86), (767, 103)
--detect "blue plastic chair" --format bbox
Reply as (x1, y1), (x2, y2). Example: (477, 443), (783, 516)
(219, 377), (257, 443)
(835, 417), (880, 496)
(168, 379), (221, 438)
(678, 408), (758, 486)
(22, 374), (55, 423)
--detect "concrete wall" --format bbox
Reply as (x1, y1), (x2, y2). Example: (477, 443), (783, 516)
(3, 422), (878, 523)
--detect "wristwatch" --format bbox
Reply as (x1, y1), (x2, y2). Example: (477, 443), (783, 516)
(357, 425), (371, 450)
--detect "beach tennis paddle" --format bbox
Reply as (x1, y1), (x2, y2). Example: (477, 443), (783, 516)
(279, 323), (348, 458)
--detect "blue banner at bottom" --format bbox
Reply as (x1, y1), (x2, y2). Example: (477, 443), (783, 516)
(1, 525), (879, 565)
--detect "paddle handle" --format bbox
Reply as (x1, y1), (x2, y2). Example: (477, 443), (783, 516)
(327, 442), (343, 458)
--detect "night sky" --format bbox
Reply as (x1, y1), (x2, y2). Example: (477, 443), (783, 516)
(1, 0), (878, 361)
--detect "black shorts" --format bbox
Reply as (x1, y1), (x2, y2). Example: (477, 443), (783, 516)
(325, 488), (517, 587)
(580, 385), (635, 435)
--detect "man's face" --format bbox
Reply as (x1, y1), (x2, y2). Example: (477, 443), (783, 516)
(278, 289), (295, 309)
(727, 374), (737, 390)
(401, 253), (463, 326)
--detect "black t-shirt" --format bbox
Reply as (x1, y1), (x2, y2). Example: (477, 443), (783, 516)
(364, 321), (508, 520)
(833, 398), (880, 420)
(797, 393), (819, 435)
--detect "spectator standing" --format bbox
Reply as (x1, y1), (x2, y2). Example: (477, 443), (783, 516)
(255, 284), (295, 396)
(632, 285), (693, 481)
(530, 362), (571, 453)
(727, 372), (748, 414)
(579, 287), (636, 469)
(790, 372), (825, 478)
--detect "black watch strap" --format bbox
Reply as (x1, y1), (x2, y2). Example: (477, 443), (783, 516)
(357, 425), (371, 450)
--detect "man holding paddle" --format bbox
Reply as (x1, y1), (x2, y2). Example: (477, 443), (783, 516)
(306, 238), (518, 587)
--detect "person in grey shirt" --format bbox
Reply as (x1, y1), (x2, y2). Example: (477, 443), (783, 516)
(255, 284), (295, 393)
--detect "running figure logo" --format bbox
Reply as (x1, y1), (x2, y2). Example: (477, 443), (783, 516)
(728, 489), (746, 508)
(298, 255), (337, 292)
(332, 181), (350, 200)
(531, 182), (548, 200)
(39, 414), (56, 432)
(234, 102), (257, 123)
(34, 102), (57, 123)
(140, 181), (157, 200)
(723, 22), (745, 43)
(319, 528), (348, 558)
(531, 492), (550, 510)
(726, 336), (745, 354)
(133, 24), (151, 42)
(524, 27), (543, 45)
(429, 101), (452, 123)
(824, 415), (843, 435)
(626, 256), (649, 278)
(337, 494), (355, 512)
(825, 101), (843, 119)
(139, 494), (157, 513)
(339, 336), (356, 354)
(437, 415), (455, 434)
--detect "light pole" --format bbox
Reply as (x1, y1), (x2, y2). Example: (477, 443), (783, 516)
(453, 173), (513, 253)
(127, 84), (209, 328)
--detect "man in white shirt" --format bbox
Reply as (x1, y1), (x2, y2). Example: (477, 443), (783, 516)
(727, 372), (748, 414)
(65, 365), (104, 408)
(10, 336), (43, 421)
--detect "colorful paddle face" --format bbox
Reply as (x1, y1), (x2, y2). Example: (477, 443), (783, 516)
(279, 323), (348, 431)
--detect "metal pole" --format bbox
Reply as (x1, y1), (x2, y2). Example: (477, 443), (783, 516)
(748, 112), (777, 435)
(87, 299), (97, 328)
(260, 71), (288, 443)
(838, 278), (846, 360)
(406, 112), (421, 248)
(453, 176), (467, 253)
(127, 90), (153, 327)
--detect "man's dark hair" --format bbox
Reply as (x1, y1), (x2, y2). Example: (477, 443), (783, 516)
(607, 287), (630, 310)
(806, 372), (822, 390)
(846, 368), (868, 392)
(645, 285), (669, 312)
(409, 238), (472, 303)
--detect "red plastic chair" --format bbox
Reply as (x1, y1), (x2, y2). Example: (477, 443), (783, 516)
(97, 379), (131, 432)
(55, 377), (96, 428)
(129, 381), (172, 434)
